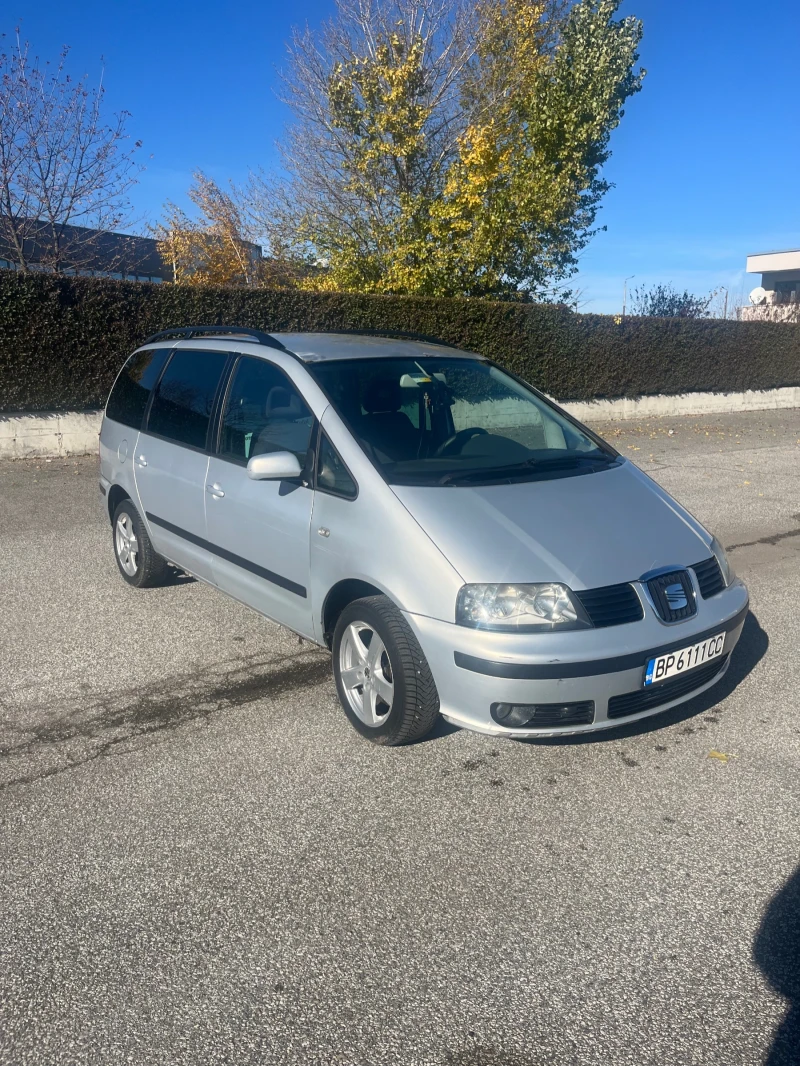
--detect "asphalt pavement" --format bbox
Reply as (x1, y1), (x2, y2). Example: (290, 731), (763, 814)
(1, 409), (798, 1066)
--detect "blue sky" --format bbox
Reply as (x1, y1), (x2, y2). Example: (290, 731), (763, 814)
(8, 0), (800, 312)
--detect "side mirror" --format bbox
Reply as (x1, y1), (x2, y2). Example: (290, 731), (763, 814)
(247, 451), (303, 481)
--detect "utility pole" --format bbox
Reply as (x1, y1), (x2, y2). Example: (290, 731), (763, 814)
(623, 275), (635, 317)
(722, 287), (729, 320)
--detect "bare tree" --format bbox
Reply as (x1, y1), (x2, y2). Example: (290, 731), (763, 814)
(0, 31), (142, 273)
(629, 283), (713, 318)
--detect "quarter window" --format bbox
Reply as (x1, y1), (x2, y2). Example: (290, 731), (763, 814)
(317, 433), (357, 499)
(105, 348), (170, 429)
(219, 356), (313, 463)
(146, 349), (228, 449)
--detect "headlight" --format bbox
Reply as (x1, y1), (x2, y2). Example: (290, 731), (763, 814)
(710, 535), (735, 586)
(455, 583), (590, 630)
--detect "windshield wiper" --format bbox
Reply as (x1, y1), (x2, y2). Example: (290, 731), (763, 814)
(436, 453), (616, 486)
(437, 461), (536, 486)
(534, 452), (616, 468)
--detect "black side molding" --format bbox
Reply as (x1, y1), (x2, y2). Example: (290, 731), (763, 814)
(146, 512), (307, 598)
(454, 605), (748, 680)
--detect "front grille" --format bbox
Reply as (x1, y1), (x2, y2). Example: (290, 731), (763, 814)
(647, 570), (697, 623)
(491, 701), (595, 728)
(607, 655), (728, 720)
(574, 583), (644, 628)
(692, 556), (726, 598)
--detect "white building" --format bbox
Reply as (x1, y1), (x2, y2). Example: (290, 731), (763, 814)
(741, 248), (800, 320)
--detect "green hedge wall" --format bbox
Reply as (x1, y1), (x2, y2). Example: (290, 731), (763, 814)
(1, 272), (798, 411)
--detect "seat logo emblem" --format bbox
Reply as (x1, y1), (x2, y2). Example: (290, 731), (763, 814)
(664, 582), (688, 610)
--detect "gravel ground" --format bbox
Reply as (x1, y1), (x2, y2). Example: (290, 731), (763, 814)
(0, 408), (798, 1066)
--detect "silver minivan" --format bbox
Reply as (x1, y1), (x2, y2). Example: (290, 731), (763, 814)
(99, 326), (748, 745)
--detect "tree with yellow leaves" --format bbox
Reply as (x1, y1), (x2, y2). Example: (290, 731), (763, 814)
(155, 171), (260, 286)
(256, 0), (643, 300)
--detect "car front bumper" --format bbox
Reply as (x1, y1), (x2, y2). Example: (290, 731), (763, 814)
(405, 580), (749, 738)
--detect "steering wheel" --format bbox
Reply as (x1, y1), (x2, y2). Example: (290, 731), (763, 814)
(435, 426), (488, 457)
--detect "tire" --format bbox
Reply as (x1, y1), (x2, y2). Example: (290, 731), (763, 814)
(111, 499), (171, 588)
(332, 595), (440, 746)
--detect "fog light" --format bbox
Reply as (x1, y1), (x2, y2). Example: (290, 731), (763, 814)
(491, 703), (535, 728)
(491, 701), (595, 729)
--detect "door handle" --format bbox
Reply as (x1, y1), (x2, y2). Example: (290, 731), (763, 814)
(206, 483), (225, 499)
(136, 455), (147, 467)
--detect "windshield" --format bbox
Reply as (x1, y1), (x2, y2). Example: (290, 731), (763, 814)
(309, 356), (618, 486)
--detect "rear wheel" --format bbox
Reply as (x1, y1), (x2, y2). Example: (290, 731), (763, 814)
(112, 499), (170, 588)
(332, 595), (440, 745)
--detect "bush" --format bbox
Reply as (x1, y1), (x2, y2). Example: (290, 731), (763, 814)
(0, 272), (798, 411)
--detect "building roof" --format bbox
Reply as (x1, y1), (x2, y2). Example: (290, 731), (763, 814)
(746, 249), (800, 274)
(0, 221), (169, 279)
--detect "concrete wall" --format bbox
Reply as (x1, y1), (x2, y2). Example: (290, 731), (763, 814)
(562, 385), (800, 421)
(739, 304), (799, 323)
(3, 385), (800, 458)
(0, 411), (103, 458)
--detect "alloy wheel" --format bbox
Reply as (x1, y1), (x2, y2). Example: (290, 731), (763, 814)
(115, 513), (139, 577)
(338, 621), (395, 726)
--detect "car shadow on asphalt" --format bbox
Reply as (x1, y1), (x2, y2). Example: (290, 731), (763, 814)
(164, 566), (196, 585)
(754, 864), (800, 1065)
(417, 716), (461, 743)
(521, 609), (769, 747)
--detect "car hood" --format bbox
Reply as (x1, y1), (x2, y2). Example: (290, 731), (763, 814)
(390, 460), (712, 589)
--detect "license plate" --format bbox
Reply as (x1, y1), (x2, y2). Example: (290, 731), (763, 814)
(644, 633), (725, 686)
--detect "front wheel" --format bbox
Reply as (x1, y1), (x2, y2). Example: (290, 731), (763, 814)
(332, 595), (440, 745)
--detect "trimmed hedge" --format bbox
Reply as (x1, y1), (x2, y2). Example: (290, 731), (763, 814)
(1, 272), (798, 411)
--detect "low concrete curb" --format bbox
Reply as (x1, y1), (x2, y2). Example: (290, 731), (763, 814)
(562, 385), (800, 423)
(0, 410), (103, 458)
(2, 385), (799, 458)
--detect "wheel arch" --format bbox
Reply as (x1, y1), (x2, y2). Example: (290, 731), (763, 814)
(321, 579), (386, 647)
(107, 483), (131, 524)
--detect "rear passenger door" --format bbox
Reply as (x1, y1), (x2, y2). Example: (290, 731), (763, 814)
(205, 355), (316, 637)
(135, 348), (229, 581)
(101, 346), (172, 497)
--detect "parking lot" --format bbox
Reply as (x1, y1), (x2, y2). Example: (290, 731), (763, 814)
(1, 408), (798, 1066)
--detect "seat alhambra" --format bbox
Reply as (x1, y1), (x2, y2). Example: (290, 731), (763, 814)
(99, 326), (748, 745)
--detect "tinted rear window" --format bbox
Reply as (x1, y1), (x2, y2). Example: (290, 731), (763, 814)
(146, 349), (228, 449)
(105, 348), (170, 429)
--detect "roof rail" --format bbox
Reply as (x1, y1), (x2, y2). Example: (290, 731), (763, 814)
(142, 325), (287, 351)
(320, 328), (461, 349)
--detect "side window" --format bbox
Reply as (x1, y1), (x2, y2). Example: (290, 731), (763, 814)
(146, 349), (228, 449)
(317, 433), (357, 499)
(219, 356), (313, 463)
(105, 348), (170, 429)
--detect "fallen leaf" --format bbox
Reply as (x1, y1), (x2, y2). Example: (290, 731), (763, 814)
(708, 750), (738, 764)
